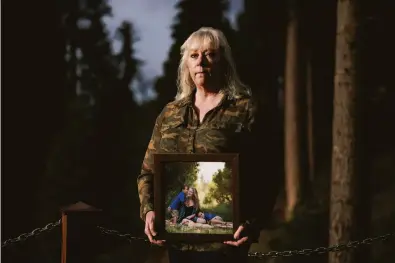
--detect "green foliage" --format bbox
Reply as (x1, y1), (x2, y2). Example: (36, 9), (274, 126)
(41, 0), (144, 241)
(200, 167), (233, 221)
(204, 167), (232, 205)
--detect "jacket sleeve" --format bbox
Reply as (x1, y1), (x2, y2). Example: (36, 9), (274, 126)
(241, 98), (282, 239)
(169, 192), (182, 210)
(137, 109), (165, 221)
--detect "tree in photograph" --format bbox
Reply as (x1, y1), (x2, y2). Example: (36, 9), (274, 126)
(204, 167), (232, 205)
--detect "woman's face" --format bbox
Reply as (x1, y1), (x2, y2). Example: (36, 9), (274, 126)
(187, 188), (194, 198)
(186, 45), (222, 88)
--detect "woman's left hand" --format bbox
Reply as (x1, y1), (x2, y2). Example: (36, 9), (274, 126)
(223, 225), (249, 247)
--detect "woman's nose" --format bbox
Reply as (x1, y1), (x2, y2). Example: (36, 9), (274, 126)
(196, 55), (203, 65)
(196, 55), (207, 66)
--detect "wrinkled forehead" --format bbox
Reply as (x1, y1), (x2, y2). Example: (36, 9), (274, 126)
(183, 32), (221, 54)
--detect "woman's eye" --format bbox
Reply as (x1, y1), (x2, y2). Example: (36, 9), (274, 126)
(190, 53), (198, 58)
(206, 52), (216, 58)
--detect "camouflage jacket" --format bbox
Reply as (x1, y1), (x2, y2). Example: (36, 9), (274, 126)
(137, 91), (280, 251)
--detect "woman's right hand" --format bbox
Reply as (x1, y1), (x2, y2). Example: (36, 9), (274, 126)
(145, 211), (165, 245)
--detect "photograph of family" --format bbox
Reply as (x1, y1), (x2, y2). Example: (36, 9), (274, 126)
(164, 161), (233, 234)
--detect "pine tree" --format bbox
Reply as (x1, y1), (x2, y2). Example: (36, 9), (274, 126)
(235, 0), (286, 102)
(92, 21), (142, 218)
(41, 0), (141, 215)
(152, 0), (235, 114)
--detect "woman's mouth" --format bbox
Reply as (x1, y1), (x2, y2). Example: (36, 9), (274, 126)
(196, 71), (210, 76)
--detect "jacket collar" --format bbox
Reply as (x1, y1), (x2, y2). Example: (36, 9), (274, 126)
(174, 89), (235, 108)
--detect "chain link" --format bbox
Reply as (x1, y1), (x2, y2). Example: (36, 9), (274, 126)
(1, 219), (61, 248)
(2, 220), (393, 260)
(97, 226), (149, 243)
(247, 233), (394, 259)
(96, 226), (393, 259)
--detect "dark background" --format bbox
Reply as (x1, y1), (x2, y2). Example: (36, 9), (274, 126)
(2, 0), (394, 262)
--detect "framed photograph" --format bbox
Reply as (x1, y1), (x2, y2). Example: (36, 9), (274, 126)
(153, 153), (239, 243)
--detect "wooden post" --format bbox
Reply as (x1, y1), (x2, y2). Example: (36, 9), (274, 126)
(60, 201), (102, 263)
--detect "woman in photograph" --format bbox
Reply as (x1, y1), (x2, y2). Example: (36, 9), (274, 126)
(177, 187), (200, 224)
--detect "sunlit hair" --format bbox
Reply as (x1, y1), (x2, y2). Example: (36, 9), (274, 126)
(175, 27), (251, 101)
(188, 187), (200, 211)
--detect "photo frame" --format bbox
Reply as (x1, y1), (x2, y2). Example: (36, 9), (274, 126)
(153, 153), (239, 243)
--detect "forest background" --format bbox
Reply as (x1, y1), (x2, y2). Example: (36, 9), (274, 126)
(2, 0), (394, 263)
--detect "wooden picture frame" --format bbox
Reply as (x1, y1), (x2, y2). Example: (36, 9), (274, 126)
(153, 153), (239, 243)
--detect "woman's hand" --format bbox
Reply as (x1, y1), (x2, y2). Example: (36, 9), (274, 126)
(186, 214), (194, 219)
(144, 211), (165, 246)
(223, 225), (249, 247)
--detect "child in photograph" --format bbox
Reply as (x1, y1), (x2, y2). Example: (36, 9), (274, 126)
(197, 211), (225, 225)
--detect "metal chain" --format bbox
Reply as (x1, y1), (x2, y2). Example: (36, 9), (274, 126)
(2, 221), (393, 260)
(248, 233), (394, 259)
(97, 226), (149, 243)
(1, 219), (61, 248)
(96, 226), (394, 259)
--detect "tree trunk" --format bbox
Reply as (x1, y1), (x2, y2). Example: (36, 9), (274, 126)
(306, 52), (315, 183)
(284, 0), (304, 222)
(329, 1), (362, 263)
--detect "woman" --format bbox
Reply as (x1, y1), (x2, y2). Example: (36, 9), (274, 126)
(137, 27), (280, 263)
(177, 187), (200, 224)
